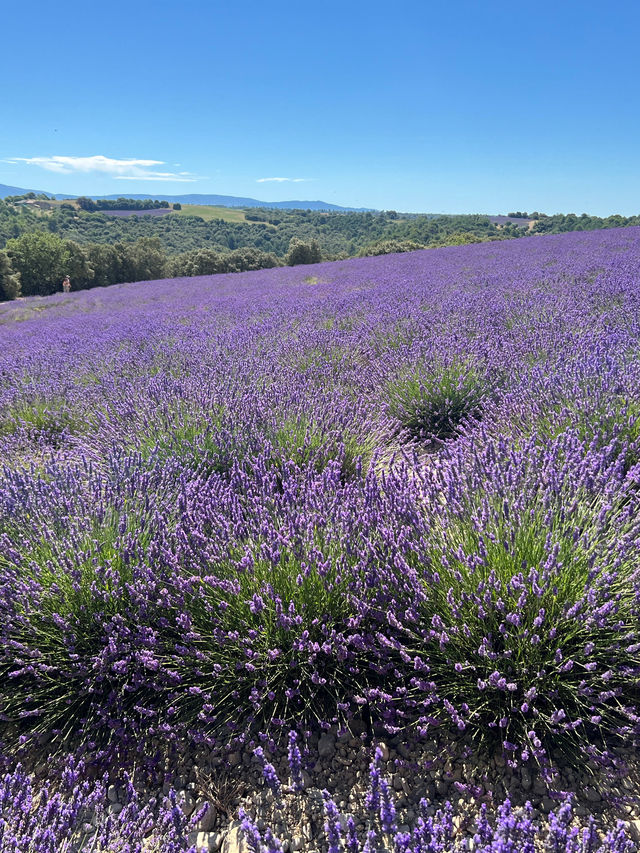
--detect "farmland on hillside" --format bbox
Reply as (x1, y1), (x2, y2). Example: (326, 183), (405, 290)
(174, 204), (259, 223)
(1, 230), (640, 850)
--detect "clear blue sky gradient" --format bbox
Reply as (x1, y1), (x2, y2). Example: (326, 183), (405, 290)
(2, 0), (639, 214)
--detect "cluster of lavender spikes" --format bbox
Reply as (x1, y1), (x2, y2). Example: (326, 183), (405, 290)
(242, 744), (636, 853)
(0, 760), (194, 852)
(0, 749), (635, 852)
(0, 228), (640, 778)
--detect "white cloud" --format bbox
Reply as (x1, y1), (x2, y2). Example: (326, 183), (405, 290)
(4, 155), (198, 182)
(256, 177), (311, 183)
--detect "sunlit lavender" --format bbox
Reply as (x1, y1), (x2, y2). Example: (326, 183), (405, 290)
(1, 228), (640, 849)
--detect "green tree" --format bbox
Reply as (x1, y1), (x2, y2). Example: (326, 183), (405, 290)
(285, 237), (322, 266)
(77, 196), (98, 211)
(116, 237), (167, 282)
(5, 231), (71, 296)
(84, 243), (122, 287)
(0, 251), (21, 300)
(65, 240), (95, 290)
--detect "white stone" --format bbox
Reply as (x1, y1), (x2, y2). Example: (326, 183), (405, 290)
(188, 831), (218, 852)
(195, 799), (217, 831)
(623, 820), (640, 842)
(222, 821), (249, 853)
(177, 789), (196, 818)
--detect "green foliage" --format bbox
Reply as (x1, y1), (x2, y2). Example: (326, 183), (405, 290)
(359, 239), (425, 256)
(269, 415), (373, 480)
(398, 451), (640, 761)
(77, 197), (169, 212)
(117, 236), (167, 282)
(168, 247), (281, 277)
(5, 231), (74, 296)
(0, 396), (87, 440)
(83, 243), (121, 288)
(387, 359), (488, 441)
(531, 212), (640, 234)
(436, 231), (482, 246)
(0, 250), (21, 300)
(175, 538), (360, 728)
(286, 237), (322, 266)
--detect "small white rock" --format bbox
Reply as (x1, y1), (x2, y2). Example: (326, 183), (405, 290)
(195, 799), (217, 831)
(177, 789), (196, 818)
(188, 831), (218, 852)
(623, 820), (640, 842)
(222, 821), (249, 853)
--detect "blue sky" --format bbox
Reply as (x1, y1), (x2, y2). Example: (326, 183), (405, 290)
(2, 0), (639, 214)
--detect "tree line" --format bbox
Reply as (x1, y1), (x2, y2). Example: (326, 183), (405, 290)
(76, 197), (172, 212)
(0, 231), (325, 300)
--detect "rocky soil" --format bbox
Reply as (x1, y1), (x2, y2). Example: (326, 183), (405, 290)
(97, 725), (640, 852)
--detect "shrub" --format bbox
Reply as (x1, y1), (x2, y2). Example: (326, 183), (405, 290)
(386, 359), (487, 442)
(285, 238), (322, 266)
(268, 414), (373, 480)
(359, 239), (425, 256)
(370, 434), (640, 767)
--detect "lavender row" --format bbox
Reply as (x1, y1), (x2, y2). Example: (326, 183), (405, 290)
(0, 229), (640, 772)
(0, 749), (635, 852)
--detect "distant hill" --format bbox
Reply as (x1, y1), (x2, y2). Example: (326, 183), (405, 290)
(0, 184), (370, 212)
(0, 182), (76, 199)
(91, 193), (372, 212)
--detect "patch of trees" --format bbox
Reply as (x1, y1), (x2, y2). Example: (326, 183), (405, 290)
(359, 239), (426, 256)
(0, 232), (283, 299)
(3, 195), (640, 301)
(531, 212), (640, 234)
(76, 197), (171, 212)
(0, 200), (511, 260)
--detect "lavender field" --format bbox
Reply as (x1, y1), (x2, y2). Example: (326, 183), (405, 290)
(1, 229), (640, 851)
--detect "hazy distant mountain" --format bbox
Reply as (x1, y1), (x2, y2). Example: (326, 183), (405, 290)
(0, 182), (76, 198)
(0, 183), (370, 211)
(93, 193), (371, 211)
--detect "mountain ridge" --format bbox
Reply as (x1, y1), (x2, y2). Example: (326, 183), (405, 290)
(0, 184), (372, 212)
